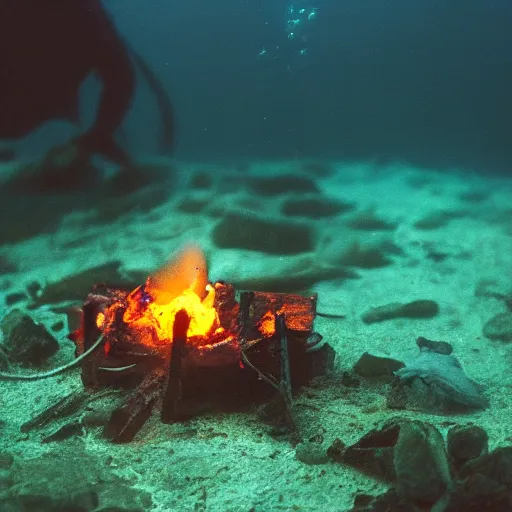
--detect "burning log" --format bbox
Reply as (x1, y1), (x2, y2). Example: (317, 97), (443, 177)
(161, 309), (190, 423)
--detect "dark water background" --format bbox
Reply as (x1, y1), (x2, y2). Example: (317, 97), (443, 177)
(24, 0), (512, 174)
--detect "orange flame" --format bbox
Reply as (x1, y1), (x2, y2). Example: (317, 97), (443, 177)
(258, 309), (277, 337)
(146, 244), (209, 304)
(98, 246), (230, 349)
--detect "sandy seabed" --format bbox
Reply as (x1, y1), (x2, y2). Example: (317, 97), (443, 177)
(0, 158), (511, 511)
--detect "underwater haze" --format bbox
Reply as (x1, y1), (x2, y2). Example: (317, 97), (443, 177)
(1, 1), (512, 512)
(102, 0), (512, 173)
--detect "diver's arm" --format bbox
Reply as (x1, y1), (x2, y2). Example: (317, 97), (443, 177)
(85, 0), (136, 138)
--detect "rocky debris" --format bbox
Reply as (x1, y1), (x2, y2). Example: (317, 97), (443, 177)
(362, 299), (439, 324)
(416, 335), (453, 355)
(247, 174), (319, 196)
(326, 438), (346, 462)
(346, 208), (397, 231)
(353, 352), (404, 379)
(482, 312), (512, 341)
(447, 424), (489, 471)
(175, 193), (211, 214)
(474, 279), (512, 301)
(393, 347), (489, 410)
(331, 418), (402, 480)
(458, 189), (489, 203)
(393, 421), (452, 506)
(340, 371), (361, 388)
(30, 261), (137, 306)
(413, 209), (466, 230)
(0, 310), (59, 366)
(295, 440), (329, 465)
(340, 420), (511, 512)
(349, 488), (419, 512)
(212, 212), (314, 254)
(189, 171), (214, 189)
(0, 255), (17, 274)
(447, 447), (512, 511)
(281, 195), (354, 218)
(320, 233), (403, 270)
(337, 240), (393, 269)
(4, 292), (28, 307)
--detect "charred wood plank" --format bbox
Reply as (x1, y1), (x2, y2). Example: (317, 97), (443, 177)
(276, 314), (302, 446)
(104, 371), (164, 443)
(161, 309), (190, 423)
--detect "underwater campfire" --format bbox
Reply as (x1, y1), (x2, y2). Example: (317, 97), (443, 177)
(13, 245), (334, 443)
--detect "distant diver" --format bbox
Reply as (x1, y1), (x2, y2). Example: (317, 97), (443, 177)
(0, 0), (174, 184)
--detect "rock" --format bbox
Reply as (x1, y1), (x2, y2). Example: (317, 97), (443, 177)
(189, 171), (214, 189)
(362, 300), (439, 324)
(5, 292), (27, 306)
(31, 261), (139, 306)
(447, 449), (512, 511)
(340, 418), (402, 480)
(346, 209), (397, 231)
(338, 240), (393, 269)
(281, 195), (354, 218)
(353, 352), (404, 379)
(321, 234), (402, 270)
(0, 256), (17, 274)
(416, 336), (453, 355)
(340, 371), (361, 388)
(394, 350), (489, 410)
(447, 425), (489, 470)
(394, 420), (452, 506)
(247, 174), (319, 196)
(349, 488), (420, 512)
(446, 473), (512, 512)
(0, 310), (59, 365)
(212, 212), (314, 254)
(474, 279), (511, 300)
(295, 441), (329, 465)
(482, 312), (512, 342)
(386, 380), (409, 410)
(460, 446), (512, 488)
(413, 210), (465, 230)
(175, 194), (211, 214)
(326, 438), (346, 462)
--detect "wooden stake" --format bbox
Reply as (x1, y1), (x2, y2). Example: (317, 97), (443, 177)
(161, 309), (190, 423)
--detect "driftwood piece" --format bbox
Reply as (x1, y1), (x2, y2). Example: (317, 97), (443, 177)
(104, 371), (164, 443)
(161, 310), (190, 423)
(276, 314), (302, 446)
(20, 389), (86, 433)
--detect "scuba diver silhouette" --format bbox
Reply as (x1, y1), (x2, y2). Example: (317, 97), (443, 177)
(0, 0), (174, 188)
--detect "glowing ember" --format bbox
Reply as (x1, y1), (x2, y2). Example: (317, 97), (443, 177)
(258, 309), (277, 338)
(97, 246), (232, 349)
(145, 244), (209, 304)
